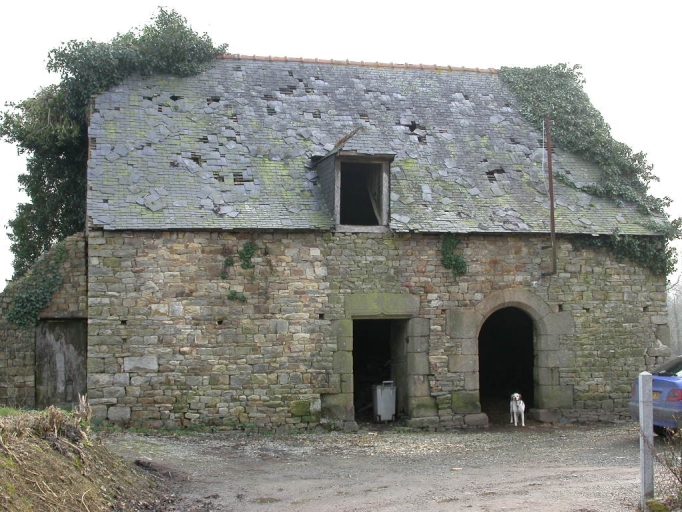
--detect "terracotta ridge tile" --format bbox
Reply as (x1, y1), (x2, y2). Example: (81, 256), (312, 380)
(217, 54), (499, 74)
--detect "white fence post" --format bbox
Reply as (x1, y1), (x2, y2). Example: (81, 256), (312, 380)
(639, 371), (654, 509)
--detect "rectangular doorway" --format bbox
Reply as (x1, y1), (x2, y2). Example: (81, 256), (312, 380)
(352, 319), (408, 421)
(35, 320), (87, 408)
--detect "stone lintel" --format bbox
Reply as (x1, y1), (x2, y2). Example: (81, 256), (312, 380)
(345, 293), (419, 318)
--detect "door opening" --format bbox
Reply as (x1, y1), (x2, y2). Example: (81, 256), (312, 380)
(352, 319), (407, 422)
(35, 320), (87, 408)
(478, 307), (534, 424)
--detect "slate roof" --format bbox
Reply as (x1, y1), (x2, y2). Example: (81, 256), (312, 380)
(87, 55), (661, 235)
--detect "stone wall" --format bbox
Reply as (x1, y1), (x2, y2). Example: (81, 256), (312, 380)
(0, 233), (87, 407)
(86, 229), (668, 430)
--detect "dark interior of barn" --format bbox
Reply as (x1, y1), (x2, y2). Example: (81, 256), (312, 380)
(352, 319), (392, 421)
(479, 307), (535, 423)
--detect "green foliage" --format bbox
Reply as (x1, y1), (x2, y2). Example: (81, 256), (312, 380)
(1, 9), (227, 279)
(441, 234), (467, 277)
(227, 290), (247, 303)
(6, 243), (66, 328)
(499, 64), (680, 276)
(0, 407), (22, 417)
(238, 241), (257, 269)
(220, 256), (235, 279)
(574, 221), (680, 277)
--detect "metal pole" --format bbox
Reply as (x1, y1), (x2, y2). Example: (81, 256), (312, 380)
(545, 114), (557, 275)
(639, 371), (654, 508)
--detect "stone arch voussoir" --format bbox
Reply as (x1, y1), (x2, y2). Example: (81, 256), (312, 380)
(475, 288), (553, 336)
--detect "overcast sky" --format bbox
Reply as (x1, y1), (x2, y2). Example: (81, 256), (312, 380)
(1, 1), (680, 290)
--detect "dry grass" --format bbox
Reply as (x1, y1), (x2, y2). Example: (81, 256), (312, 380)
(0, 399), (171, 512)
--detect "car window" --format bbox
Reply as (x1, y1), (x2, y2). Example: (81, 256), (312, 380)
(655, 360), (682, 377)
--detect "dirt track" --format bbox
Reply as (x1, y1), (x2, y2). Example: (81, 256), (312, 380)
(103, 419), (659, 512)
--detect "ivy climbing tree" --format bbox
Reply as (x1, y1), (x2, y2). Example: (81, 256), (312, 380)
(499, 64), (680, 277)
(0, 9), (228, 279)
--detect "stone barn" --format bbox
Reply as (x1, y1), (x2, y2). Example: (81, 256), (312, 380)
(0, 55), (671, 430)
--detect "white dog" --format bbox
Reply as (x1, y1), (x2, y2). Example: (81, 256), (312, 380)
(510, 393), (525, 427)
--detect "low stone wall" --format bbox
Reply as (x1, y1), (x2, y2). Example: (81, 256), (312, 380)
(86, 229), (668, 430)
(0, 234), (87, 407)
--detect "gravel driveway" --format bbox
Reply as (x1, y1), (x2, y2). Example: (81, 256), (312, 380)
(104, 422), (655, 512)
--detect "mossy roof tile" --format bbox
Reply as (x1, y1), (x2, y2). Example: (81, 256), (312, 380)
(87, 56), (659, 235)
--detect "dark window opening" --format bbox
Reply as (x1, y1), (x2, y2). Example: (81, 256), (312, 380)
(479, 307), (534, 424)
(340, 162), (384, 225)
(353, 320), (393, 422)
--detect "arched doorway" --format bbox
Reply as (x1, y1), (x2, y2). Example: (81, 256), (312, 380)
(479, 307), (534, 423)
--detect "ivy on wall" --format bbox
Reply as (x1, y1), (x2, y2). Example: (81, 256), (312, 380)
(7, 243), (67, 328)
(441, 234), (467, 277)
(220, 241), (257, 301)
(499, 64), (680, 277)
(574, 226), (674, 278)
(238, 242), (257, 269)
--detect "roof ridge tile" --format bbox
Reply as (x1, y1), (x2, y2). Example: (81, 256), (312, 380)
(219, 54), (498, 74)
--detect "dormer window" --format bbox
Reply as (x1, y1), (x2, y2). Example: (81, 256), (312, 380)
(314, 150), (393, 232)
(335, 154), (391, 232)
(340, 161), (385, 225)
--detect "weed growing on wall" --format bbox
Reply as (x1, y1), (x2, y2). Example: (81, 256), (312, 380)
(441, 234), (467, 277)
(238, 241), (257, 269)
